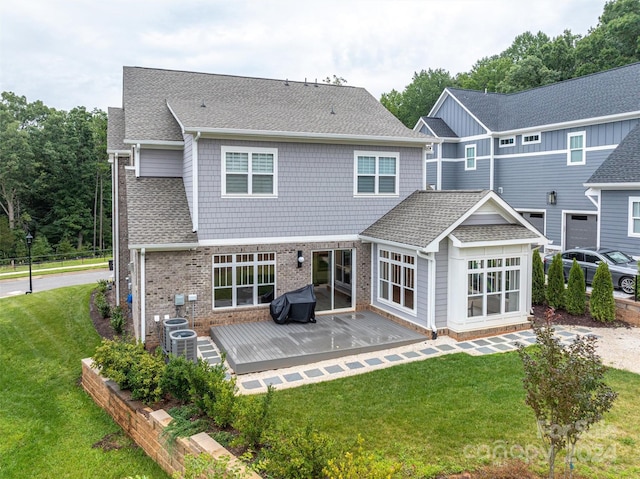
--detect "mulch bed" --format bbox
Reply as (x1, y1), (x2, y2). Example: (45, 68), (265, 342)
(531, 304), (632, 330)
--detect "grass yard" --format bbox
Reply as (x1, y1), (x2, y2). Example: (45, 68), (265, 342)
(269, 352), (640, 478)
(0, 285), (168, 479)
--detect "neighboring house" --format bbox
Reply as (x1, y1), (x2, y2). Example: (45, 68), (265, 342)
(416, 62), (640, 257)
(107, 66), (546, 346)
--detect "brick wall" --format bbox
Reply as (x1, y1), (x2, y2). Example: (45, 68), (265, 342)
(81, 358), (260, 478)
(140, 241), (371, 347)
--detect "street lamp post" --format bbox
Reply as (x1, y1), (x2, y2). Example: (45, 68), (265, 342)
(26, 232), (33, 294)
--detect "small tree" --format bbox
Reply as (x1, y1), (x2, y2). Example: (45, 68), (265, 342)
(546, 254), (565, 310)
(532, 250), (546, 305)
(590, 262), (616, 322)
(565, 259), (586, 315)
(518, 309), (617, 479)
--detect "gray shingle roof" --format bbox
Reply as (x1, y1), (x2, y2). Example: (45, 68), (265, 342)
(107, 107), (127, 152)
(125, 171), (198, 246)
(122, 66), (430, 143)
(587, 122), (640, 184)
(451, 224), (541, 243)
(419, 117), (458, 138)
(445, 62), (640, 132)
(360, 189), (490, 249)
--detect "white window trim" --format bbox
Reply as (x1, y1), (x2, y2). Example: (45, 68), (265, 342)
(212, 252), (276, 309)
(221, 146), (278, 197)
(629, 196), (640, 237)
(522, 132), (541, 145)
(465, 144), (477, 171)
(466, 256), (523, 319)
(567, 131), (586, 166)
(377, 247), (416, 314)
(498, 136), (515, 148)
(353, 151), (399, 197)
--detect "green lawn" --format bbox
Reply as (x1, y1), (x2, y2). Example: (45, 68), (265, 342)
(269, 352), (640, 478)
(0, 285), (168, 479)
(0, 257), (111, 278)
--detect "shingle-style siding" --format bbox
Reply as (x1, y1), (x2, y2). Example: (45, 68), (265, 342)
(183, 135), (194, 216)
(196, 139), (424, 239)
(139, 149), (183, 177)
(438, 96), (487, 137)
(600, 190), (640, 256)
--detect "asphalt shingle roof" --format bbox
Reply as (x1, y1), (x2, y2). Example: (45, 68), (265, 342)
(451, 224), (541, 243)
(445, 62), (640, 132)
(360, 189), (490, 249)
(107, 107), (127, 152)
(122, 67), (430, 142)
(587, 122), (640, 184)
(125, 171), (198, 246)
(419, 117), (458, 138)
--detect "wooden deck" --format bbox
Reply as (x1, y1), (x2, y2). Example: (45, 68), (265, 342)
(209, 311), (426, 374)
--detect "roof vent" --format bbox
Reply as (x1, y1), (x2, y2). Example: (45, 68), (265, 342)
(304, 77), (308, 86)
(314, 78), (318, 87)
(284, 79), (289, 86)
(330, 106), (335, 115)
(200, 100), (206, 107)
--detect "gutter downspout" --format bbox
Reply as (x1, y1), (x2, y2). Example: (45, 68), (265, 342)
(134, 144), (141, 178)
(437, 143), (442, 190)
(417, 250), (438, 338)
(489, 134), (495, 191)
(192, 131), (200, 232)
(140, 248), (146, 343)
(113, 154), (120, 300)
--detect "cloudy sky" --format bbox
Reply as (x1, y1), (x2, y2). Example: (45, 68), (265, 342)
(1, 0), (606, 112)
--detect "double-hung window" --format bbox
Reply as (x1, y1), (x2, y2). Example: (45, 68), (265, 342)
(378, 248), (416, 312)
(213, 253), (276, 308)
(465, 145), (476, 170)
(567, 132), (586, 165)
(629, 197), (640, 237)
(354, 151), (398, 195)
(222, 146), (277, 196)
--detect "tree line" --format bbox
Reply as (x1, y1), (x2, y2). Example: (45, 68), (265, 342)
(381, 0), (640, 127)
(0, 92), (110, 261)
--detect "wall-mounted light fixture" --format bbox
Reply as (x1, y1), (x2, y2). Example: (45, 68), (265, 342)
(297, 251), (304, 268)
(547, 190), (557, 205)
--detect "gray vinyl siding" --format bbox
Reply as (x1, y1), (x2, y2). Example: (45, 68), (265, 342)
(434, 241), (448, 329)
(457, 159), (491, 190)
(441, 142), (458, 159)
(600, 190), (640, 256)
(139, 148), (182, 177)
(435, 96), (486, 137)
(183, 135), (193, 216)
(441, 161), (461, 189)
(197, 139), (424, 239)
(426, 161), (437, 189)
(462, 213), (509, 226)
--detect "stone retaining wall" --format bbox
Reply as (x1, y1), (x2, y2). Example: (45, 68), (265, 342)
(80, 358), (260, 478)
(616, 297), (640, 326)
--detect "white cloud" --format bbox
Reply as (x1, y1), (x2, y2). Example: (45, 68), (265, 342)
(0, 0), (605, 111)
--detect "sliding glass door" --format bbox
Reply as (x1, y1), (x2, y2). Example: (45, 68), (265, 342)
(312, 249), (354, 312)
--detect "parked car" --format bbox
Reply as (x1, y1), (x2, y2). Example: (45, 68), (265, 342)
(543, 248), (638, 295)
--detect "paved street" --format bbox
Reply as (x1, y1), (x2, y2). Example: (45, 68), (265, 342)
(0, 269), (112, 298)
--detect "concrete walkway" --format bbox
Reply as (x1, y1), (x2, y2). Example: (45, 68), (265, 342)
(196, 325), (596, 394)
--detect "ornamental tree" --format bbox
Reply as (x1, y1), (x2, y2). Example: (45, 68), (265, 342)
(590, 261), (616, 322)
(565, 259), (586, 315)
(546, 254), (565, 310)
(532, 250), (546, 305)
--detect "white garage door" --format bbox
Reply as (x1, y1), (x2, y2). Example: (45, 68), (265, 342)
(565, 214), (597, 249)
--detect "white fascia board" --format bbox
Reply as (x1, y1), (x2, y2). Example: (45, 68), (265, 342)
(413, 117), (428, 132)
(428, 89), (452, 117)
(123, 139), (185, 149)
(166, 101), (186, 134)
(449, 235), (548, 249)
(129, 242), (199, 251)
(494, 110), (640, 136)
(583, 182), (640, 189)
(445, 93), (492, 134)
(183, 127), (434, 147)
(358, 235), (418, 252)
(107, 149), (131, 155)
(200, 234), (360, 247)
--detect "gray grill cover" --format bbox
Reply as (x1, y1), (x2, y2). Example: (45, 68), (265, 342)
(270, 284), (317, 324)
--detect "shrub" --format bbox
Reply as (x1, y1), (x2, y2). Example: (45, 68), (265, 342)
(590, 261), (616, 322)
(232, 386), (275, 450)
(187, 358), (237, 427)
(96, 279), (109, 294)
(162, 405), (209, 448)
(255, 422), (339, 479)
(565, 258), (586, 315)
(532, 250), (546, 305)
(95, 291), (111, 318)
(92, 338), (165, 404)
(128, 348), (166, 404)
(178, 453), (251, 479)
(110, 305), (126, 335)
(92, 338), (146, 390)
(324, 435), (402, 479)
(545, 254), (565, 309)
(161, 355), (195, 402)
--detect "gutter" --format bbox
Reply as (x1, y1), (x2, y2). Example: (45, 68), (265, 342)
(192, 131), (201, 232)
(140, 248), (146, 343)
